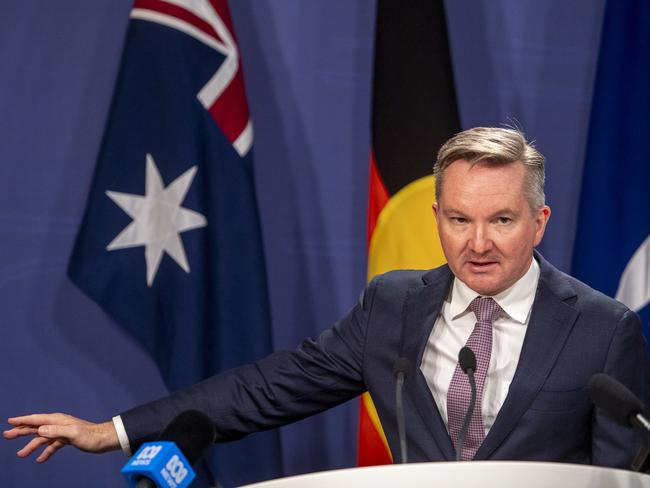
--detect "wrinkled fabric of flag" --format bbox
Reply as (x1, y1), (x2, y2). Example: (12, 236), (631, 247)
(572, 0), (650, 354)
(68, 1), (282, 486)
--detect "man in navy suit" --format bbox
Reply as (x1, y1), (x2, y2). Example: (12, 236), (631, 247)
(5, 127), (648, 468)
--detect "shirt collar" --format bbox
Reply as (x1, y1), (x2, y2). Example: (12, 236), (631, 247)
(448, 256), (540, 324)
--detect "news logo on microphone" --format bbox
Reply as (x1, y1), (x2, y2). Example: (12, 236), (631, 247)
(122, 441), (195, 488)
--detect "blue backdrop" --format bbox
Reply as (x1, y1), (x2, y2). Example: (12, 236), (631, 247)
(0, 0), (612, 486)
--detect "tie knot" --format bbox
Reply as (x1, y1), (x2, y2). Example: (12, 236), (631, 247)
(469, 296), (502, 324)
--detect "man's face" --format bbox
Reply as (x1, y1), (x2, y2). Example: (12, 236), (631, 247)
(432, 159), (550, 296)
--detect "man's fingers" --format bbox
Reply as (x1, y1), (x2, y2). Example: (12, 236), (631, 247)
(8, 413), (70, 427)
(37, 424), (77, 441)
(6, 413), (119, 457)
(15, 436), (67, 463)
(3, 426), (39, 439)
(16, 436), (51, 458)
(35, 440), (66, 463)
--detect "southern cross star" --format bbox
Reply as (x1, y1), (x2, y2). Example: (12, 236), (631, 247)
(105, 153), (207, 287)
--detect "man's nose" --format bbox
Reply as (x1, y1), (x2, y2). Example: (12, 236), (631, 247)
(468, 224), (492, 254)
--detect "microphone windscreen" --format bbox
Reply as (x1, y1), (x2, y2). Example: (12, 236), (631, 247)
(393, 357), (411, 378)
(459, 346), (476, 374)
(158, 410), (216, 465)
(588, 373), (644, 427)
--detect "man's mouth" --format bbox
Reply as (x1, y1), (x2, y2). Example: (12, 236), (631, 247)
(467, 260), (498, 272)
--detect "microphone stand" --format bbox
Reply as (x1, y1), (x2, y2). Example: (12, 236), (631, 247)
(396, 370), (408, 463)
(393, 357), (411, 463)
(456, 367), (477, 462)
(136, 478), (156, 488)
(631, 445), (650, 474)
(631, 424), (650, 474)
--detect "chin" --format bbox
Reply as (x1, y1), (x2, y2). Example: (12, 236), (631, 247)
(465, 277), (501, 296)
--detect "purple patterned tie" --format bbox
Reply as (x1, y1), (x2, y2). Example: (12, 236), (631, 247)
(447, 296), (502, 460)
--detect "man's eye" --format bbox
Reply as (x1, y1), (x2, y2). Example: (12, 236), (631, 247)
(452, 217), (467, 224)
(497, 217), (512, 224)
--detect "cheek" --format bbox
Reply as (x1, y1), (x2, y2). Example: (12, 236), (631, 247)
(498, 226), (537, 258)
(533, 221), (546, 246)
(437, 226), (464, 255)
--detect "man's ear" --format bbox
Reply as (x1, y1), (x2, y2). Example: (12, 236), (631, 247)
(533, 205), (551, 246)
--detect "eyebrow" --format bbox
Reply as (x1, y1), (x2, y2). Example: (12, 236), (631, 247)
(440, 207), (466, 216)
(442, 207), (520, 218)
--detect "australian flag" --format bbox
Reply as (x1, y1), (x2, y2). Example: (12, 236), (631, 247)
(572, 0), (650, 354)
(68, 0), (282, 486)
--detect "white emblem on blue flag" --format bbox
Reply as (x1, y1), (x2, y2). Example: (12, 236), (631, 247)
(616, 234), (650, 312)
(105, 153), (207, 286)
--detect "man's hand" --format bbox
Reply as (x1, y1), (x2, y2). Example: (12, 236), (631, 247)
(3, 413), (120, 463)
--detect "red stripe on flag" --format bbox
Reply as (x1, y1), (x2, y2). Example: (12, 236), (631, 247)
(357, 400), (393, 466)
(210, 0), (237, 42)
(358, 149), (393, 466)
(207, 68), (249, 144)
(367, 149), (390, 246)
(133, 0), (225, 44)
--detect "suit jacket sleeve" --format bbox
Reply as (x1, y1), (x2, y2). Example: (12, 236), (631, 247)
(591, 308), (649, 467)
(119, 278), (382, 450)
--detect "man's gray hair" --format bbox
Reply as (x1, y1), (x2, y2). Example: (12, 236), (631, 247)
(433, 127), (546, 211)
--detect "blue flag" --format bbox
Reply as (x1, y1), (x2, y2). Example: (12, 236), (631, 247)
(68, 1), (282, 485)
(572, 0), (650, 353)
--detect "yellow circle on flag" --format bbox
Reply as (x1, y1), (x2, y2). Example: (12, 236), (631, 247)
(368, 175), (446, 281)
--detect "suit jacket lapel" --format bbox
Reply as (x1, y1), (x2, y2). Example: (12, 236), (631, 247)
(475, 253), (579, 459)
(400, 265), (456, 461)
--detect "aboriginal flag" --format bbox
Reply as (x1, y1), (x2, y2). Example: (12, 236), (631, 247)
(359, 0), (461, 465)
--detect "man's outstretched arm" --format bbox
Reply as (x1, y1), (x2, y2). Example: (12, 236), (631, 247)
(4, 278), (381, 463)
(4, 413), (120, 462)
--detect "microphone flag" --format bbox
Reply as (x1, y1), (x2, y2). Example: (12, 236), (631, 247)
(572, 0), (650, 354)
(67, 0), (281, 485)
(122, 442), (195, 488)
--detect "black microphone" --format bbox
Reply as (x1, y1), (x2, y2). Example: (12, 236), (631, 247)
(130, 410), (216, 488)
(456, 346), (477, 461)
(588, 373), (650, 435)
(158, 410), (216, 465)
(393, 357), (411, 463)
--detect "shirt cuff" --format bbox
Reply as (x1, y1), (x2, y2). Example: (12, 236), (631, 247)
(112, 415), (132, 456)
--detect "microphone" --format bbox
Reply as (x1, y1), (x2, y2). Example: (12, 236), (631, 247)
(122, 410), (216, 488)
(393, 357), (411, 463)
(456, 346), (477, 461)
(588, 373), (650, 435)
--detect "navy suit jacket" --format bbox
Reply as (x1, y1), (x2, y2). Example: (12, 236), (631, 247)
(121, 252), (649, 468)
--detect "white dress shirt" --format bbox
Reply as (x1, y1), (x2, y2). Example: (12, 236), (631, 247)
(112, 415), (131, 455)
(420, 258), (540, 435)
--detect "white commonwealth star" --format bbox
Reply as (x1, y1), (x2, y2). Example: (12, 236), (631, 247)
(106, 153), (207, 287)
